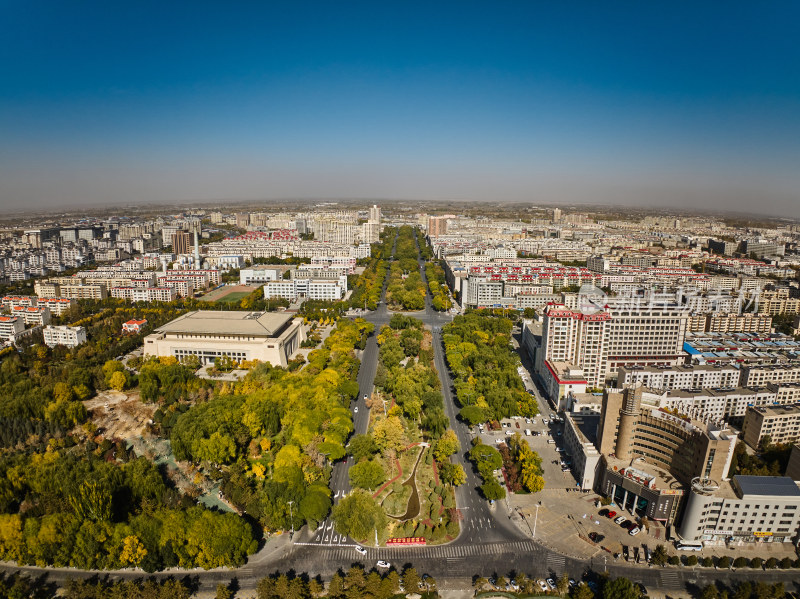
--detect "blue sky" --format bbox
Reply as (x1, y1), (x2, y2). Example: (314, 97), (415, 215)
(2, 1), (799, 215)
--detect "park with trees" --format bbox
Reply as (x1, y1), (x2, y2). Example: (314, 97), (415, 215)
(332, 314), (463, 545)
(444, 312), (539, 422)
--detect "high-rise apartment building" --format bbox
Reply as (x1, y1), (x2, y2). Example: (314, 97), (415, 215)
(369, 204), (381, 224)
(173, 230), (191, 255)
(427, 216), (448, 237)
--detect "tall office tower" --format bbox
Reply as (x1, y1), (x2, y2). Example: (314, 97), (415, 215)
(537, 304), (610, 388)
(538, 302), (688, 390)
(173, 231), (191, 255)
(551, 208), (562, 222)
(369, 204), (381, 223)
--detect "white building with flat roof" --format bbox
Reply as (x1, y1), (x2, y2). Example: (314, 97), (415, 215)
(143, 310), (305, 368)
(43, 325), (87, 348)
(0, 316), (25, 342)
(679, 475), (800, 544)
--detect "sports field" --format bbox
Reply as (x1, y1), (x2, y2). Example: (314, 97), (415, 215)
(214, 291), (250, 304)
(199, 285), (258, 303)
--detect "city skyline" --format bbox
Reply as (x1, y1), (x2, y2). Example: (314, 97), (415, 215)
(2, 2), (800, 217)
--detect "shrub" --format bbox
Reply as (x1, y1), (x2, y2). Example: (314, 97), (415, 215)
(779, 557), (793, 569)
(733, 557), (748, 569)
(749, 557), (762, 569)
(668, 556), (680, 566)
(686, 555), (698, 566)
(718, 556), (731, 569)
(765, 557), (778, 569)
(701, 557), (714, 568)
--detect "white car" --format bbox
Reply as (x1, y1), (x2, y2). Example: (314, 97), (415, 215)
(355, 545), (367, 555)
(629, 527), (641, 536)
(505, 430), (513, 436)
(354, 406), (358, 413)
(546, 578), (556, 590)
(538, 580), (548, 592)
(376, 560), (391, 569)
(614, 516), (626, 524)
(364, 395), (368, 400)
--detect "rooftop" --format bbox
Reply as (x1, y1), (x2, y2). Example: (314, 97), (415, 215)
(155, 310), (293, 337)
(734, 475), (800, 498)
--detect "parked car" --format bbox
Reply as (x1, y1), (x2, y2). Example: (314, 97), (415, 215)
(537, 580), (548, 593)
(629, 527), (641, 536)
(546, 578), (557, 590)
(618, 518), (630, 527)
(606, 511), (617, 519)
(599, 508), (609, 517)
(614, 515), (626, 524)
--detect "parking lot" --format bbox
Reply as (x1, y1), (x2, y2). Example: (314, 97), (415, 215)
(473, 408), (666, 566)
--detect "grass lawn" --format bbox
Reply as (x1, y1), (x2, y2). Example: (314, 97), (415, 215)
(214, 291), (251, 304)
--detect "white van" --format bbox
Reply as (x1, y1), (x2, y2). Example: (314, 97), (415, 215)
(547, 439), (556, 444)
(524, 429), (531, 436)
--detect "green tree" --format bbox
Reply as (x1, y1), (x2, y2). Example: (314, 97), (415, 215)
(557, 572), (570, 596)
(402, 567), (421, 595)
(215, 583), (233, 599)
(718, 555), (731, 569)
(459, 405), (487, 425)
(349, 460), (386, 491)
(699, 585), (720, 599)
(602, 577), (641, 599)
(438, 462), (466, 486)
(571, 582), (595, 599)
(480, 479), (506, 501)
(650, 544), (668, 566)
(433, 430), (460, 462)
(331, 489), (387, 542)
(348, 434), (378, 462)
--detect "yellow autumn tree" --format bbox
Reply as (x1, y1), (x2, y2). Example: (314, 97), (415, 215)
(119, 535), (148, 567)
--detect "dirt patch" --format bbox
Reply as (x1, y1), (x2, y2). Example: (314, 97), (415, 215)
(84, 389), (156, 441)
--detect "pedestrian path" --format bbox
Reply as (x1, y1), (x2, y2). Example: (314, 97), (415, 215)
(292, 539), (542, 562)
(659, 569), (683, 590)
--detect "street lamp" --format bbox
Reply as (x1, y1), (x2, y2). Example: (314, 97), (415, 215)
(287, 500), (294, 537)
(532, 501), (541, 539)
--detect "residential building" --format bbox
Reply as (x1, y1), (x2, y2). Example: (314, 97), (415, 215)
(122, 319), (148, 334)
(785, 444), (800, 481)
(0, 316), (25, 342)
(173, 230), (191, 255)
(10, 306), (50, 326)
(428, 216), (448, 237)
(37, 297), (76, 316)
(742, 404), (800, 449)
(617, 364), (740, 391)
(43, 325), (87, 348)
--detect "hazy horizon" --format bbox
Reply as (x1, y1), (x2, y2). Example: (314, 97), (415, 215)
(2, 2), (799, 217)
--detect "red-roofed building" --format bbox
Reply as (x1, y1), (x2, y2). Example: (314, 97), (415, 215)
(122, 319), (148, 334)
